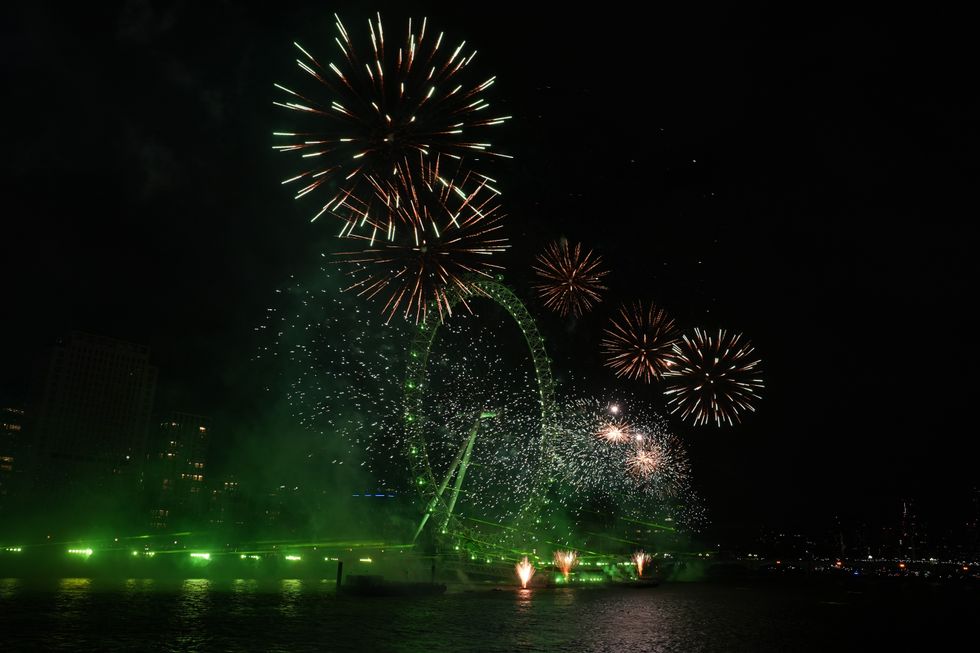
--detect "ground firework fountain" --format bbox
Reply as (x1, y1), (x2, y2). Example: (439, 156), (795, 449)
(633, 551), (652, 577)
(516, 557), (535, 588)
(553, 550), (578, 580)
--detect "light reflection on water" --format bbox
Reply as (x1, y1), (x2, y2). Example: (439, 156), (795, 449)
(0, 578), (21, 599)
(0, 579), (969, 652)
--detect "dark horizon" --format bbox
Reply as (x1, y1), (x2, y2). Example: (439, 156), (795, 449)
(2, 2), (977, 543)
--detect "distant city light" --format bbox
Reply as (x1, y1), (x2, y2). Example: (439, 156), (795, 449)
(190, 552), (211, 560)
(359, 558), (372, 563)
(285, 555), (302, 561)
(68, 548), (93, 556)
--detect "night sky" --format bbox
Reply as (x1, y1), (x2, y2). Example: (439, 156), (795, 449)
(3, 2), (976, 539)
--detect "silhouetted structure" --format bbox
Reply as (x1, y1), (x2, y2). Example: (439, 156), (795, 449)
(28, 332), (157, 529)
(0, 406), (27, 514)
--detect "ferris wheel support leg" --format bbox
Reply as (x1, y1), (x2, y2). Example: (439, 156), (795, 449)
(412, 428), (476, 542)
(441, 418), (481, 530)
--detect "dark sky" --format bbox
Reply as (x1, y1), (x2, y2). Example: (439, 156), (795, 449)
(3, 2), (977, 537)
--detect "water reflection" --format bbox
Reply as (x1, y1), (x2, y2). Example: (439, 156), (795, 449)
(3, 580), (949, 652)
(170, 579), (213, 650)
(0, 578), (21, 599)
(278, 579), (302, 617)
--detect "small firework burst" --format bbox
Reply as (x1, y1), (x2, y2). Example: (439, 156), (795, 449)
(274, 13), (510, 224)
(334, 155), (508, 322)
(532, 240), (608, 317)
(664, 328), (764, 427)
(597, 422), (631, 444)
(600, 302), (680, 382)
(626, 442), (664, 478)
(553, 396), (693, 504)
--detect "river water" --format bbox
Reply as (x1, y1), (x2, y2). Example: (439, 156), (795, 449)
(0, 578), (973, 651)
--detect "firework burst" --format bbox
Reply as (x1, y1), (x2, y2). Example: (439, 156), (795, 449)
(334, 155), (508, 322)
(664, 328), (764, 426)
(626, 441), (664, 478)
(600, 302), (680, 382)
(597, 422), (631, 444)
(532, 240), (608, 317)
(553, 396), (694, 506)
(274, 13), (510, 224)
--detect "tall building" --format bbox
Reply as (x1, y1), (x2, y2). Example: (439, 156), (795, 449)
(968, 487), (979, 560)
(0, 406), (27, 515)
(29, 332), (157, 511)
(146, 412), (210, 529)
(899, 499), (921, 560)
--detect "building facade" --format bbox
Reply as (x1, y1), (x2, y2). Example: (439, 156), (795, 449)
(0, 406), (27, 515)
(146, 412), (210, 529)
(29, 332), (157, 513)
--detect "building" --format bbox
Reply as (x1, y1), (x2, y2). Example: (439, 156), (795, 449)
(0, 406), (27, 515)
(28, 332), (157, 515)
(146, 412), (210, 529)
(208, 475), (249, 531)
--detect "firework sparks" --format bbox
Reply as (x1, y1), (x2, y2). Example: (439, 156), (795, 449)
(553, 550), (578, 579)
(274, 13), (511, 224)
(260, 273), (550, 539)
(600, 302), (680, 382)
(516, 556), (536, 588)
(663, 328), (764, 426)
(553, 395), (695, 511)
(632, 550), (652, 577)
(334, 155), (508, 323)
(532, 240), (608, 317)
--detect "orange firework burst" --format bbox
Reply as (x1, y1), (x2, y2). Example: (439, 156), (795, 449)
(597, 422), (631, 444)
(632, 550), (652, 576)
(532, 240), (608, 317)
(626, 441), (664, 478)
(333, 155), (508, 322)
(553, 550), (578, 579)
(274, 13), (510, 224)
(664, 328), (764, 427)
(516, 556), (535, 588)
(600, 302), (680, 382)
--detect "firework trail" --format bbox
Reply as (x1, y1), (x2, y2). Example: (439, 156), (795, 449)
(600, 302), (679, 382)
(664, 328), (764, 426)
